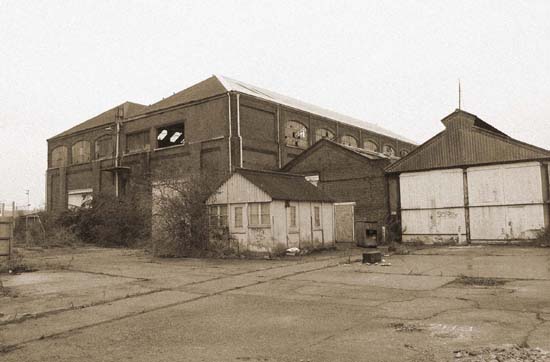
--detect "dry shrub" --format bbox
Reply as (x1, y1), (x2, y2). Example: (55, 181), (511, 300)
(151, 172), (215, 257)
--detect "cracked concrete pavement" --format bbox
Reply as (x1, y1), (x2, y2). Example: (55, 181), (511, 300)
(1, 245), (550, 361)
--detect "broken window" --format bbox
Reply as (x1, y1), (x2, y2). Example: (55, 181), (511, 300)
(340, 135), (358, 148)
(208, 205), (228, 228)
(95, 136), (114, 159)
(383, 145), (396, 157)
(363, 140), (379, 152)
(51, 146), (68, 168)
(249, 202), (270, 227)
(285, 121), (308, 149)
(314, 206), (321, 227)
(126, 131), (150, 153)
(71, 140), (91, 164)
(314, 128), (335, 142)
(156, 123), (185, 149)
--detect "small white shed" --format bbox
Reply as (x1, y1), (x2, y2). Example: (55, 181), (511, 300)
(206, 168), (336, 252)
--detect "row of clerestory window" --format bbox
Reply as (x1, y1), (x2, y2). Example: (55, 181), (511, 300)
(284, 120), (408, 156)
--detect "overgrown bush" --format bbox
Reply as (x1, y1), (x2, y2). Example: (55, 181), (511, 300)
(151, 173), (216, 257)
(56, 192), (150, 247)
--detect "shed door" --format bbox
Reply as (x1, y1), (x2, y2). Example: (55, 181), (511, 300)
(334, 203), (354, 242)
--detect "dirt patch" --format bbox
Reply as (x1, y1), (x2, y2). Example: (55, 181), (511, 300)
(453, 275), (508, 287)
(453, 344), (550, 361)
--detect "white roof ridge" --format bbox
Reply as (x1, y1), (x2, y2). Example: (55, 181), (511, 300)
(214, 74), (416, 145)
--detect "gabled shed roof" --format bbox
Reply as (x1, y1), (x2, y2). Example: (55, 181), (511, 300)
(233, 168), (334, 202)
(281, 138), (392, 171)
(386, 109), (550, 173)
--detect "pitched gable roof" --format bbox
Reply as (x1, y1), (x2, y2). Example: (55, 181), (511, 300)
(133, 75), (416, 144)
(50, 101), (145, 140)
(281, 138), (392, 171)
(235, 168), (334, 202)
(386, 109), (550, 173)
(135, 76), (228, 115)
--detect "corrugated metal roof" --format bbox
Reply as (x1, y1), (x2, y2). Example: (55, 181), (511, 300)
(235, 168), (334, 202)
(216, 75), (416, 144)
(386, 109), (550, 173)
(50, 102), (145, 139)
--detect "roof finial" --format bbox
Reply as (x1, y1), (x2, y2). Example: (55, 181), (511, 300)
(458, 79), (462, 110)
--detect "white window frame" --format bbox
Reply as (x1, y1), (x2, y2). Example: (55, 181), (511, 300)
(249, 202), (270, 228)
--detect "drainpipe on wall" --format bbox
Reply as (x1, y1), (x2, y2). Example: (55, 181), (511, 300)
(227, 92), (232, 172)
(236, 93), (243, 168)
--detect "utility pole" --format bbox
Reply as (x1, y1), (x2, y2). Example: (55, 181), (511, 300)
(25, 189), (30, 211)
(458, 79), (462, 110)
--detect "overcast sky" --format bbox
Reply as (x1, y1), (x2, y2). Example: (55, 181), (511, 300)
(1, 0), (550, 209)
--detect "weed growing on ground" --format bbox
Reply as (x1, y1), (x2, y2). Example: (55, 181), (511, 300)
(0, 252), (36, 274)
(455, 275), (507, 286)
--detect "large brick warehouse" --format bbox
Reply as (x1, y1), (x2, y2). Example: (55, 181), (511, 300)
(46, 75), (415, 212)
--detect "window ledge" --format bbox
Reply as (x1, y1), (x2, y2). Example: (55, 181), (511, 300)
(248, 225), (271, 229)
(154, 144), (186, 152)
(124, 149), (151, 156)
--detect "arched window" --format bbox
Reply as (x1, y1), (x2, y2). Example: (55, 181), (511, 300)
(363, 140), (379, 152)
(285, 121), (308, 149)
(340, 135), (358, 148)
(51, 146), (68, 168)
(314, 128), (335, 142)
(383, 145), (396, 157)
(400, 149), (409, 157)
(95, 136), (114, 159)
(72, 140), (91, 164)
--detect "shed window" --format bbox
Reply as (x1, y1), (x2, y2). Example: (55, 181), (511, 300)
(126, 131), (150, 153)
(340, 135), (358, 148)
(363, 140), (379, 152)
(72, 141), (91, 164)
(51, 146), (68, 168)
(383, 145), (396, 157)
(234, 206), (243, 228)
(314, 128), (335, 142)
(249, 202), (270, 227)
(289, 206), (297, 228)
(314, 206), (321, 227)
(285, 121), (308, 149)
(95, 136), (114, 159)
(209, 205), (228, 228)
(157, 123), (185, 149)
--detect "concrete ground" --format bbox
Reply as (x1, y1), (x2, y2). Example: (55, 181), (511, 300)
(1, 245), (550, 361)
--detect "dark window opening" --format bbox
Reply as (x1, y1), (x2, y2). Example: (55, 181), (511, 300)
(157, 123), (185, 149)
(126, 131), (150, 153)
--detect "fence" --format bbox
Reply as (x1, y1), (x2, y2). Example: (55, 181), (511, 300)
(0, 202), (16, 259)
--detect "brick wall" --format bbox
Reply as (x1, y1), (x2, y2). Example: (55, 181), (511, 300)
(282, 142), (391, 239)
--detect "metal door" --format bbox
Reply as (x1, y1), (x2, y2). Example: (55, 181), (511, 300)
(334, 203), (355, 242)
